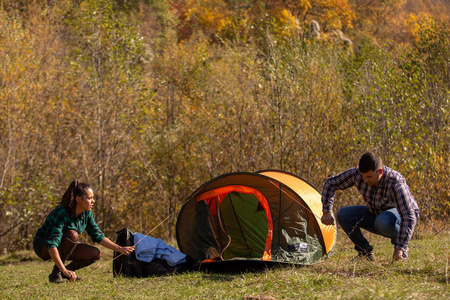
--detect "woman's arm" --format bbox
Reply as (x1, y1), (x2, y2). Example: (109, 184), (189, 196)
(48, 247), (77, 282)
(99, 237), (135, 255)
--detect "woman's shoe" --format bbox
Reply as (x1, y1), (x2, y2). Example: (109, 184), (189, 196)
(48, 267), (64, 284)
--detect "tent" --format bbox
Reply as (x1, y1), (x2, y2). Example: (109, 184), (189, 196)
(176, 170), (336, 270)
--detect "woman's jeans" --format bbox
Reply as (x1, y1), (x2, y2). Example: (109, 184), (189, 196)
(336, 205), (400, 253)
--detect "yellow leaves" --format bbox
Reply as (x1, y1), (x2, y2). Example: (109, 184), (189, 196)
(174, 0), (359, 40)
(406, 13), (433, 41)
(277, 9), (298, 28)
(265, 0), (356, 31)
(316, 0), (355, 29)
(184, 0), (232, 34)
(270, 8), (301, 38)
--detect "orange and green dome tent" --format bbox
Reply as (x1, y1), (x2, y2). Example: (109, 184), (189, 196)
(176, 170), (336, 270)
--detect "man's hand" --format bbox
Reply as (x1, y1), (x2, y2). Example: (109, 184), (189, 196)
(392, 248), (403, 262)
(321, 212), (335, 225)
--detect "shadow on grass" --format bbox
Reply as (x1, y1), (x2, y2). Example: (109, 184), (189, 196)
(395, 266), (450, 285)
(197, 260), (307, 281)
(0, 251), (39, 265)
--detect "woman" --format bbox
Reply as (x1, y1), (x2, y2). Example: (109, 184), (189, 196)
(33, 180), (135, 283)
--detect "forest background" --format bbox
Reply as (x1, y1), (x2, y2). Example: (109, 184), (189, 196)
(0, 0), (448, 252)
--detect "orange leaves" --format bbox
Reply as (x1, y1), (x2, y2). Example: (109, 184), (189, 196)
(176, 0), (234, 38)
(166, 0), (449, 48)
(405, 13), (439, 42)
(266, 0), (355, 30)
(185, 0), (231, 32)
(171, 0), (355, 40)
(322, 0), (356, 29)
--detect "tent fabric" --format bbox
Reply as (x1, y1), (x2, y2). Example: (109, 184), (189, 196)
(257, 170), (337, 255)
(176, 170), (336, 267)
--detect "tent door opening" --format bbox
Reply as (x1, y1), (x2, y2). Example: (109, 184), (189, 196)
(219, 192), (269, 259)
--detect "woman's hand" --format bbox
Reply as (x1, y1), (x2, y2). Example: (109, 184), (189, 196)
(48, 247), (78, 282)
(62, 269), (78, 282)
(118, 246), (135, 256)
(99, 237), (135, 255)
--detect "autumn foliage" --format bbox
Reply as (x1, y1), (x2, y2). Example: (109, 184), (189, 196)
(0, 0), (449, 251)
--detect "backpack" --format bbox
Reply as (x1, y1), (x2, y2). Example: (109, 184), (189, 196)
(113, 228), (193, 277)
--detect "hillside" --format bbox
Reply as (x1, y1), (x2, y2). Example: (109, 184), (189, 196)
(0, 0), (449, 251)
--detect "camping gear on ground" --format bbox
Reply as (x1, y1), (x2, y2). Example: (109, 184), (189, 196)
(113, 228), (192, 277)
(176, 170), (336, 271)
(134, 233), (187, 266)
(113, 170), (337, 276)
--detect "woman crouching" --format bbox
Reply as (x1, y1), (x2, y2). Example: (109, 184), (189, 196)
(33, 180), (135, 283)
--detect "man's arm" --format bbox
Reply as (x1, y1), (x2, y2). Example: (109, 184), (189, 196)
(392, 180), (419, 259)
(320, 168), (358, 225)
(321, 167), (358, 213)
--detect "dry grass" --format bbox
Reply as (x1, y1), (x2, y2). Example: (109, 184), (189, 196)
(1, 226), (449, 299)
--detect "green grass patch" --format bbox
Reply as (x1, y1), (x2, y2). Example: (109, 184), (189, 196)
(1, 228), (449, 299)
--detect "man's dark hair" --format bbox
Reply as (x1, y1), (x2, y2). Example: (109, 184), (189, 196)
(359, 152), (383, 173)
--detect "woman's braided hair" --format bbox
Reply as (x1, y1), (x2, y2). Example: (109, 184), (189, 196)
(60, 180), (92, 215)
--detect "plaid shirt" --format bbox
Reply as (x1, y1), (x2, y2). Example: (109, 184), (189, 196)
(36, 205), (105, 249)
(322, 166), (419, 251)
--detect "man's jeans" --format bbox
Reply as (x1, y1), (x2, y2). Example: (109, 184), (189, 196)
(336, 205), (400, 252)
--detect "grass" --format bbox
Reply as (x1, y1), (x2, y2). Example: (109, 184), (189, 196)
(1, 227), (449, 299)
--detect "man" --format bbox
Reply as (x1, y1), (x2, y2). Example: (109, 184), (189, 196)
(321, 151), (419, 261)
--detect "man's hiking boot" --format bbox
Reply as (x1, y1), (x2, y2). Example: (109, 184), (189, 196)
(351, 245), (375, 262)
(352, 250), (376, 262)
